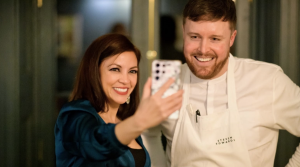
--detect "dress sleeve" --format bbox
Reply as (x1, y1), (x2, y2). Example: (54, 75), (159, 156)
(58, 111), (128, 161)
(272, 70), (300, 166)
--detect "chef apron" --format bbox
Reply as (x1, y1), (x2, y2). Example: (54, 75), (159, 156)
(171, 56), (252, 167)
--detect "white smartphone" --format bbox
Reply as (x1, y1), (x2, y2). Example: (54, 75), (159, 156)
(151, 59), (181, 119)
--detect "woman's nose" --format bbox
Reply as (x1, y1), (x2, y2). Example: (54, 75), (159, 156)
(119, 73), (129, 84)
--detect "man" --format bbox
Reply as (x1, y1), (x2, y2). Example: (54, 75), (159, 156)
(142, 0), (300, 166)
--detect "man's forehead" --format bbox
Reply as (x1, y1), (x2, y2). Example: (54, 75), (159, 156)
(184, 18), (231, 31)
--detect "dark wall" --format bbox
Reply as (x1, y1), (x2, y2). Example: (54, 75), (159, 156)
(250, 0), (280, 64)
(0, 0), (56, 166)
(160, 0), (189, 15)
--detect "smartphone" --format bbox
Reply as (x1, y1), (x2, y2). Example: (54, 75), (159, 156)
(151, 59), (181, 119)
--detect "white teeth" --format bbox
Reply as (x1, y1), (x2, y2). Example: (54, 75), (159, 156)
(114, 88), (128, 92)
(195, 57), (213, 62)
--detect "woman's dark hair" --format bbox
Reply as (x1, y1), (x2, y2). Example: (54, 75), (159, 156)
(69, 33), (141, 120)
(183, 0), (237, 31)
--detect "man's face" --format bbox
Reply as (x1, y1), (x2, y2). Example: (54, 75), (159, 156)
(182, 18), (237, 79)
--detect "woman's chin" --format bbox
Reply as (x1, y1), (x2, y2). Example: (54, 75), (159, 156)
(116, 99), (127, 105)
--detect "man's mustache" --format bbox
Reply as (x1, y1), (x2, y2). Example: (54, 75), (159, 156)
(191, 52), (215, 57)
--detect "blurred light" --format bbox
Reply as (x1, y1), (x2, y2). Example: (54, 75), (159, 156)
(37, 0), (43, 8)
(87, 0), (131, 10)
(88, 0), (113, 8)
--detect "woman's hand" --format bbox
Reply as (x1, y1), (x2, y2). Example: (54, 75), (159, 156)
(115, 77), (183, 145)
(133, 77), (184, 131)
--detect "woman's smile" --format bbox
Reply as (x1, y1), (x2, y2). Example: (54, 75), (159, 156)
(113, 87), (129, 95)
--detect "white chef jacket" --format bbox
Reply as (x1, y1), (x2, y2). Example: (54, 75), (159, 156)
(142, 56), (300, 167)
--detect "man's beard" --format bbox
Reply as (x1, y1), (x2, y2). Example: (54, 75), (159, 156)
(185, 51), (229, 79)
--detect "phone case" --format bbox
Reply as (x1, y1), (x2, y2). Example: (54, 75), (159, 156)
(151, 59), (181, 119)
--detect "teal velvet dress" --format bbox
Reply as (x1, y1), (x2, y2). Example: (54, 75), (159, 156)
(55, 99), (151, 167)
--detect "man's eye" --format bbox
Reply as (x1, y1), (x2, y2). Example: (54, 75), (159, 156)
(191, 36), (198, 39)
(212, 38), (220, 41)
(130, 70), (138, 74)
(110, 68), (120, 72)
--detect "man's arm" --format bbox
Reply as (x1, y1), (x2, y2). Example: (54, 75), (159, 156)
(142, 125), (167, 167)
(272, 69), (300, 166)
(286, 145), (300, 167)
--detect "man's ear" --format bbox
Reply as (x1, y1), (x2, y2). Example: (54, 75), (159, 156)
(230, 30), (237, 47)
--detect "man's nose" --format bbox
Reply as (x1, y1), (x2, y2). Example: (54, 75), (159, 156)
(198, 40), (208, 54)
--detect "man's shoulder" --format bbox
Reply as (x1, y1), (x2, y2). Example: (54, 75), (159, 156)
(233, 57), (285, 84)
(234, 57), (282, 73)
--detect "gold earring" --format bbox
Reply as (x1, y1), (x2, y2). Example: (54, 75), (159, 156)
(126, 96), (130, 104)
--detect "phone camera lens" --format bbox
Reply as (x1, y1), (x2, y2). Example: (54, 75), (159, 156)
(156, 63), (160, 67)
(155, 76), (159, 80)
(156, 70), (159, 73)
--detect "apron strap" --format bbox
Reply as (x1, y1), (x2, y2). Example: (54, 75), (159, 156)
(227, 55), (238, 112)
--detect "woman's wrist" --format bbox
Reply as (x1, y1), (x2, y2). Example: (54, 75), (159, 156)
(114, 115), (144, 145)
(130, 113), (146, 133)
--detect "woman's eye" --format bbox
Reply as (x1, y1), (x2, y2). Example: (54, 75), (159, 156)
(130, 70), (138, 74)
(110, 68), (120, 72)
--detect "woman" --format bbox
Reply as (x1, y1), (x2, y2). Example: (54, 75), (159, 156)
(55, 34), (183, 167)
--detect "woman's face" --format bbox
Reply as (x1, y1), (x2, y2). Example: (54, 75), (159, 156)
(100, 51), (138, 107)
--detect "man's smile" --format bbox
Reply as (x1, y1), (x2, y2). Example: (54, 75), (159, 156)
(194, 56), (214, 62)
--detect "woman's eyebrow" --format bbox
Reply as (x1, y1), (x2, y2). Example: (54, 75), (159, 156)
(130, 66), (138, 69)
(108, 64), (121, 68)
(108, 64), (138, 69)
